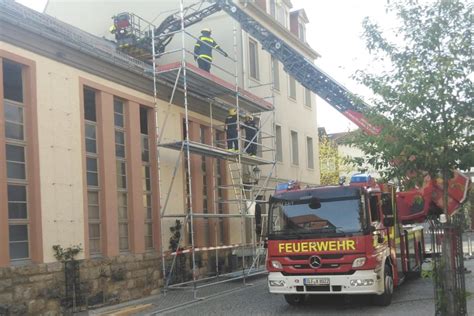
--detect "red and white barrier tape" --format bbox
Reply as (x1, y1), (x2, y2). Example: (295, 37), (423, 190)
(169, 243), (257, 256)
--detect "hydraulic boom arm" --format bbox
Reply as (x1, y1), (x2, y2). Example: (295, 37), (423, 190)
(112, 0), (470, 221)
(114, 0), (378, 134)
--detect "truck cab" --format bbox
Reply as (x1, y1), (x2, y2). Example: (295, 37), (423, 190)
(266, 176), (424, 306)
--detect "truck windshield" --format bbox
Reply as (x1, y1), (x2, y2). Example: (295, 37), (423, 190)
(269, 196), (365, 238)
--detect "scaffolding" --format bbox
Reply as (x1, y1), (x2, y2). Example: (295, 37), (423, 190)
(133, 0), (278, 297)
(1, 0), (277, 297)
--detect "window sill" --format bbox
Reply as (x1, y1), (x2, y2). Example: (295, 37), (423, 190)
(287, 96), (297, 102)
(89, 253), (103, 260)
(304, 105), (312, 110)
(248, 76), (261, 84)
(10, 259), (32, 267)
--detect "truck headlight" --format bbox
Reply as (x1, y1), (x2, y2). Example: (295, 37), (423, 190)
(271, 260), (283, 269)
(352, 257), (366, 268)
(350, 279), (374, 286)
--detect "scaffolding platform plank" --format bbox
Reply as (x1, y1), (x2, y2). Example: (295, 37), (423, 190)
(157, 62), (273, 113)
(159, 141), (273, 165)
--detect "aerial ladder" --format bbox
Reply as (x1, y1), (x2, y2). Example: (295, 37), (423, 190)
(110, 0), (470, 222)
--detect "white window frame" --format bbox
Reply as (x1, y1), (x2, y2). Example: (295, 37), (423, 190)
(4, 60), (30, 262)
(306, 136), (314, 169)
(114, 98), (129, 252)
(248, 38), (260, 80)
(83, 88), (102, 256)
(140, 106), (153, 250)
(304, 87), (312, 108)
(288, 75), (296, 100)
(290, 130), (299, 166)
(275, 125), (283, 162)
(271, 56), (280, 91)
(298, 20), (306, 42)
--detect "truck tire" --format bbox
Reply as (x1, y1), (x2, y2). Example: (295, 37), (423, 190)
(284, 294), (306, 306)
(373, 264), (393, 306)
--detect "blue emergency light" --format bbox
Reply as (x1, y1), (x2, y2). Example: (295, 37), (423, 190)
(276, 183), (290, 191)
(350, 174), (372, 184)
(275, 181), (300, 193)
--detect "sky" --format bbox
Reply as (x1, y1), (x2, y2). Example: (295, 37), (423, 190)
(16, 0), (395, 134)
(292, 0), (393, 134)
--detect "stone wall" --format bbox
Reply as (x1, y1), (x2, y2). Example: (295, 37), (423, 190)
(0, 262), (63, 316)
(164, 249), (244, 286)
(0, 253), (163, 315)
(0, 249), (256, 315)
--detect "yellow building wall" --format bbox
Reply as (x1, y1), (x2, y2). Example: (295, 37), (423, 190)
(2, 41), (245, 261)
(2, 42), (152, 262)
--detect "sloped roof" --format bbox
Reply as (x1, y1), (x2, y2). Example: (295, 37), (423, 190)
(1, 0), (151, 75)
(290, 8), (309, 24)
(328, 131), (353, 144)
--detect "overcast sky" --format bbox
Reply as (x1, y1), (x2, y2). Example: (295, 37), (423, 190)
(292, 0), (394, 134)
(16, 0), (397, 134)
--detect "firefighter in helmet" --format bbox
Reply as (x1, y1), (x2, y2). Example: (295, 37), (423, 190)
(244, 114), (258, 156)
(225, 108), (238, 151)
(194, 28), (228, 72)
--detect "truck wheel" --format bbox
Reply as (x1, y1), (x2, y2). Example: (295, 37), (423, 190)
(373, 264), (393, 306)
(284, 294), (306, 306)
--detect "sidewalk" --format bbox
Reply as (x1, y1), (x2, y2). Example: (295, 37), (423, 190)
(82, 258), (474, 315)
(84, 274), (265, 316)
(464, 257), (474, 313)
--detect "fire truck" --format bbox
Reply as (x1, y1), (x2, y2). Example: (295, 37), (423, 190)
(266, 171), (469, 306)
(267, 175), (419, 306)
(110, 0), (471, 307)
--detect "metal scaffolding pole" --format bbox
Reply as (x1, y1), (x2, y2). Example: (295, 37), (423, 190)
(178, 0), (199, 300)
(151, 0), (277, 299)
(151, 27), (169, 295)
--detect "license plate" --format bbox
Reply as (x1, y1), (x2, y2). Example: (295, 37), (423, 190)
(303, 278), (330, 286)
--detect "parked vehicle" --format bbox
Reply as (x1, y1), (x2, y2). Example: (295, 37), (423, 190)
(266, 175), (426, 306)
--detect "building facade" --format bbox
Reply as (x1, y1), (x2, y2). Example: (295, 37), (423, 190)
(45, 0), (321, 185)
(0, 0), (321, 313)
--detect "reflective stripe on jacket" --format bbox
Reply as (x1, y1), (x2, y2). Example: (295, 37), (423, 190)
(194, 35), (218, 61)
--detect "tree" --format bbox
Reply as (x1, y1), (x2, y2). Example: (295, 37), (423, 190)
(319, 136), (340, 185)
(319, 134), (363, 185)
(349, 1), (472, 314)
(349, 0), (473, 188)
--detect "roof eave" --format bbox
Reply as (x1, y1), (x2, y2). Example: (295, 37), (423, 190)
(243, 1), (321, 60)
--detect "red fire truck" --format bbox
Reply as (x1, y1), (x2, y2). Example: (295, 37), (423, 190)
(108, 2), (470, 306)
(266, 173), (469, 306)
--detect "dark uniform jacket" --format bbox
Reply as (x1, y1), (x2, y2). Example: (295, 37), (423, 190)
(225, 114), (238, 132)
(194, 34), (225, 62)
(244, 119), (257, 140)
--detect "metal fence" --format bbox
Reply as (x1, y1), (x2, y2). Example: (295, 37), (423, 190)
(429, 214), (467, 316)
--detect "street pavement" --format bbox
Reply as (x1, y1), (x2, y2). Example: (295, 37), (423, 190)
(155, 259), (474, 316)
(91, 245), (474, 316)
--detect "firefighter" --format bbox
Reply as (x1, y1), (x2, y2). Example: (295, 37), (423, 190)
(244, 114), (257, 156)
(225, 108), (238, 151)
(194, 28), (228, 72)
(109, 24), (119, 40)
(109, 23), (129, 44)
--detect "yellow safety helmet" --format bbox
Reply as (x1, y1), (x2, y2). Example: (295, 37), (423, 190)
(228, 108), (237, 115)
(201, 28), (212, 34)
